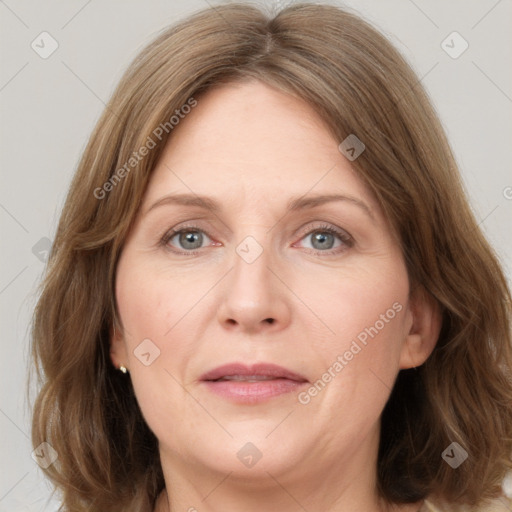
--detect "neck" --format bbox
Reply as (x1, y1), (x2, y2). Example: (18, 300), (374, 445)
(155, 488), (424, 512)
(153, 426), (424, 512)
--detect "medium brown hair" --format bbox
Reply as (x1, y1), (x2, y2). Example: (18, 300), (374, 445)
(29, 2), (512, 511)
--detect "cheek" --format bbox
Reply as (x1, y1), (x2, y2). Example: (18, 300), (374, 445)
(306, 261), (408, 345)
(115, 253), (208, 367)
(298, 274), (408, 447)
(116, 256), (190, 343)
(301, 258), (409, 399)
(115, 260), (196, 437)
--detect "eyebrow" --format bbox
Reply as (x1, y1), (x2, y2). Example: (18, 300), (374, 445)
(144, 192), (374, 221)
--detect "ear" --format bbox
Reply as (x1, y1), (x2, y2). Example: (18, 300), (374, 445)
(399, 285), (442, 369)
(109, 322), (128, 370)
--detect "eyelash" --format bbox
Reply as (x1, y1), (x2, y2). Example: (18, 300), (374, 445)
(160, 222), (354, 257)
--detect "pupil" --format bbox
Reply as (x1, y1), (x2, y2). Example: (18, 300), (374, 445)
(313, 232), (333, 250)
(181, 231), (201, 249)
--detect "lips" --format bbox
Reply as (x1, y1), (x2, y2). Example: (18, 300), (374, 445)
(200, 362), (309, 403)
(200, 362), (309, 383)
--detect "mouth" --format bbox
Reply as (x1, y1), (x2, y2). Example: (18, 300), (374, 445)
(200, 362), (308, 382)
(199, 363), (309, 403)
(210, 375), (292, 382)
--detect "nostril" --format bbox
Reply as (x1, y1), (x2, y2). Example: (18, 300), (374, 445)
(265, 318), (274, 324)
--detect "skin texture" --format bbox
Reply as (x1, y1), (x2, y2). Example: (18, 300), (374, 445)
(110, 80), (441, 512)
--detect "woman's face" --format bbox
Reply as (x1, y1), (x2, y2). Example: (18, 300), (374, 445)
(112, 80), (437, 495)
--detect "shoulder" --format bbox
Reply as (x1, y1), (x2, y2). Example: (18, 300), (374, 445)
(421, 495), (512, 512)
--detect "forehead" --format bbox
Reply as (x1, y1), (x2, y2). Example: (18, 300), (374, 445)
(164, 80), (334, 159)
(142, 80), (381, 220)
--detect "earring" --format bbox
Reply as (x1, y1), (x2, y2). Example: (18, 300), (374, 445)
(119, 365), (128, 374)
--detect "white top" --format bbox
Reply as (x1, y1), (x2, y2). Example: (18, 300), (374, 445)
(420, 495), (512, 511)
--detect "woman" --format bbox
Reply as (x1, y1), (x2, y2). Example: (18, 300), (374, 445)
(30, 3), (512, 511)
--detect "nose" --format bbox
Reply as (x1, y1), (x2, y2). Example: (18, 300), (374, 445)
(216, 236), (292, 335)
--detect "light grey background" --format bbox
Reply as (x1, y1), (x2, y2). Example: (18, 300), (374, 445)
(1, 0), (511, 510)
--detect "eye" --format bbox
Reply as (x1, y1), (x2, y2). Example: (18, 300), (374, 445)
(294, 223), (353, 255)
(161, 225), (216, 254)
(160, 222), (353, 256)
